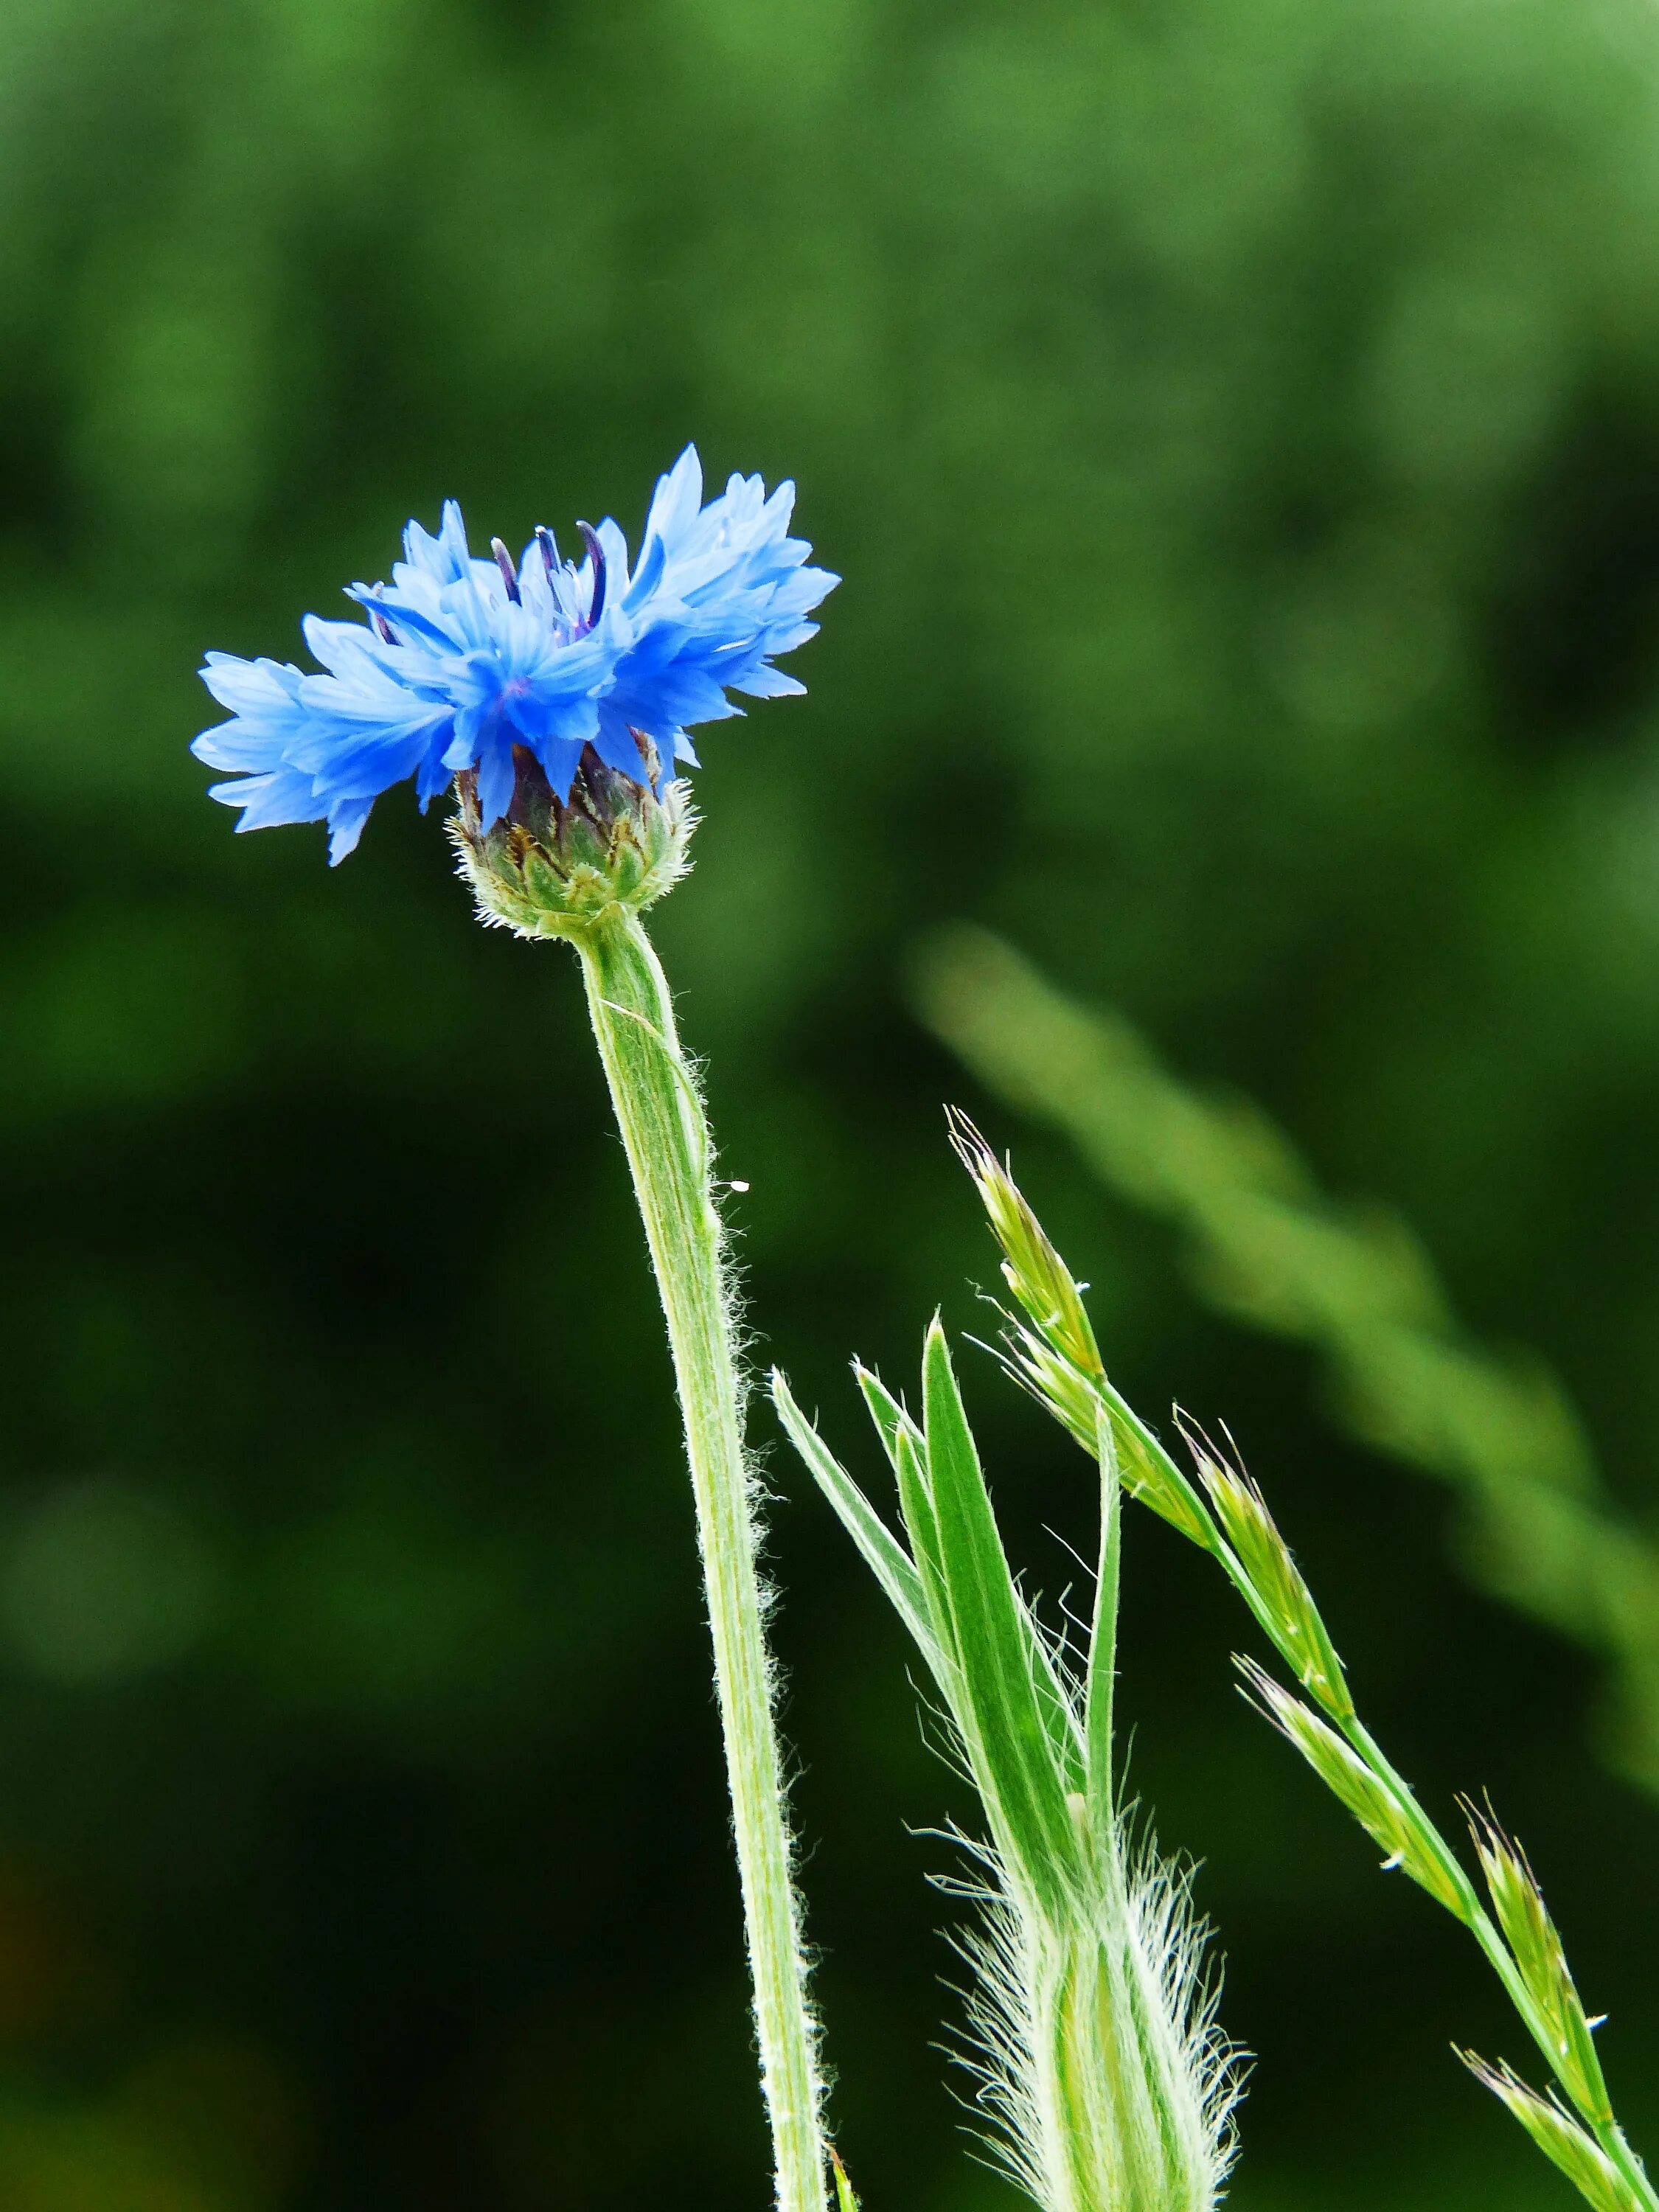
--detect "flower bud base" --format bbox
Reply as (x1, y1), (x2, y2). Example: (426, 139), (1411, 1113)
(451, 746), (695, 941)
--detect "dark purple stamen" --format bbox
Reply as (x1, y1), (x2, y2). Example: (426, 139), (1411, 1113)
(577, 521), (607, 632)
(490, 538), (521, 604)
(367, 595), (398, 646)
(535, 525), (560, 580)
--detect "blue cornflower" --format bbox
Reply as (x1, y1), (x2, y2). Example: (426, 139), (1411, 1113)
(193, 448), (837, 863)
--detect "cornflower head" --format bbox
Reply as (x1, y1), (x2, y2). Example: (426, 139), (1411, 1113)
(193, 447), (836, 932)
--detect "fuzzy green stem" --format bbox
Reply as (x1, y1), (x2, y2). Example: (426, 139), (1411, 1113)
(576, 907), (827, 2212)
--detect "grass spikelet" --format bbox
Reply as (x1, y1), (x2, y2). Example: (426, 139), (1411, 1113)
(950, 1110), (1103, 1380)
(1466, 1812), (1612, 2125)
(1238, 1660), (1466, 1917)
(1182, 1430), (1352, 1720)
(1461, 2057), (1644, 2212)
(915, 928), (1659, 1795)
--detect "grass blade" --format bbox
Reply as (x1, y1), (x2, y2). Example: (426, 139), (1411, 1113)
(921, 1318), (1083, 1908)
(854, 1363), (923, 1478)
(1084, 1406), (1121, 1844)
(769, 1371), (945, 1680)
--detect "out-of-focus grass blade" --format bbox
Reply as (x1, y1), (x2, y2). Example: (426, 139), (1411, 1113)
(770, 1372), (946, 1679)
(921, 1318), (1083, 1907)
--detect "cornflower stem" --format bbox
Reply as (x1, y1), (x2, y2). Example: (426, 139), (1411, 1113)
(576, 906), (826, 2212)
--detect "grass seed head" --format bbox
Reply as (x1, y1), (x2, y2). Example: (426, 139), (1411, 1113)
(1240, 1660), (1466, 1918)
(1004, 1324), (1102, 1454)
(1467, 1811), (1613, 2125)
(1461, 2056), (1641, 2212)
(950, 1113), (1103, 1378)
(1183, 1426), (1352, 1719)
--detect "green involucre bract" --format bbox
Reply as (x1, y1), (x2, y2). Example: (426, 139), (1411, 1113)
(452, 750), (696, 939)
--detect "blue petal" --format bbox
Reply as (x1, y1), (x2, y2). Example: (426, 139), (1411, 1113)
(192, 455), (832, 863)
(474, 730), (517, 830)
(344, 587), (463, 657)
(327, 796), (375, 864)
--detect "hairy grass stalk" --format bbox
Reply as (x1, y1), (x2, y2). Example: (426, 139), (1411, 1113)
(953, 1119), (1656, 2212)
(580, 908), (827, 2212)
(773, 1325), (1241, 2212)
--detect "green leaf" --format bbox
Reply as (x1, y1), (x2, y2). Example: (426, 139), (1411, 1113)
(853, 1362), (960, 1670)
(863, 1344), (1085, 1796)
(876, 1352), (1081, 1797)
(769, 1372), (948, 1683)
(891, 1420), (959, 1675)
(854, 1363), (923, 1478)
(921, 1318), (1082, 1910)
(1084, 1405), (1121, 1843)
(914, 1325), (1084, 1804)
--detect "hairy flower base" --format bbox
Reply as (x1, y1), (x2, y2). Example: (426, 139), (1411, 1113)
(451, 745), (695, 939)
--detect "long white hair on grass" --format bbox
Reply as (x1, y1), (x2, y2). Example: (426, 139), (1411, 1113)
(939, 1815), (1246, 2212)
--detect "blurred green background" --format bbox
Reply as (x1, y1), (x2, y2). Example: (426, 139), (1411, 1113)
(5, 0), (1659, 2204)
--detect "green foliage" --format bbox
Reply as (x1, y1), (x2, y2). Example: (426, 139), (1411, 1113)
(10, 0), (1659, 2199)
(918, 1323), (1087, 1909)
